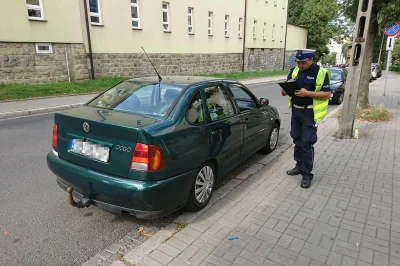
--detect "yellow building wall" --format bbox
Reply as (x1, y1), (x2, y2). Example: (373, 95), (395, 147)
(0, 0), (83, 43)
(86, 0), (245, 54)
(245, 0), (288, 48)
(285, 24), (308, 51)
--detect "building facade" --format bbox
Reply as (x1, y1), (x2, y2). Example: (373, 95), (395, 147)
(0, 0), (307, 84)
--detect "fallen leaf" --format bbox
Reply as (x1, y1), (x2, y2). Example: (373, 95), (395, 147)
(4, 230), (11, 235)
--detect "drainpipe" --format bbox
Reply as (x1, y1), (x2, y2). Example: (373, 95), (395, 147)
(83, 0), (95, 80)
(241, 0), (248, 72)
(282, 2), (290, 70)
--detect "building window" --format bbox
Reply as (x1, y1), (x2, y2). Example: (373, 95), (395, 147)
(253, 20), (257, 39)
(89, 0), (102, 25)
(162, 2), (169, 32)
(35, 43), (53, 54)
(263, 22), (267, 40)
(272, 24), (275, 40)
(131, 0), (140, 28)
(26, 0), (44, 20)
(208, 12), (213, 35)
(225, 15), (229, 37)
(238, 18), (243, 38)
(274, 0), (277, 6)
(280, 26), (284, 42)
(188, 7), (194, 34)
(282, 0), (285, 8)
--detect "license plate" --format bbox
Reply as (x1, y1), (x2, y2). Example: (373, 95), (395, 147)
(70, 139), (110, 162)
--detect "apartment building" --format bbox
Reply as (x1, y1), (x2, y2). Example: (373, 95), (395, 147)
(0, 0), (307, 84)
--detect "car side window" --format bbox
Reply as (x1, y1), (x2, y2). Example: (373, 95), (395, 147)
(229, 84), (258, 112)
(204, 85), (235, 122)
(186, 91), (205, 125)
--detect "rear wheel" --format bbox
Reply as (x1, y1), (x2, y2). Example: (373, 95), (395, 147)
(336, 92), (344, 104)
(262, 123), (279, 154)
(185, 161), (216, 212)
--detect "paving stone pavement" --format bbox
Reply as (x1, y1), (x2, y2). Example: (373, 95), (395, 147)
(105, 71), (400, 266)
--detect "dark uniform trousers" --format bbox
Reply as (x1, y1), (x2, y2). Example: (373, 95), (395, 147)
(290, 107), (317, 179)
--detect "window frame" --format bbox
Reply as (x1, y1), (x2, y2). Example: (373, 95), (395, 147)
(26, 0), (45, 20)
(272, 24), (275, 40)
(162, 2), (170, 32)
(188, 7), (194, 34)
(208, 12), (213, 36)
(131, 0), (140, 29)
(253, 20), (257, 40)
(35, 43), (53, 54)
(282, 0), (286, 8)
(280, 25), (283, 42)
(224, 15), (229, 37)
(89, 0), (102, 25)
(238, 17), (243, 38)
(263, 22), (267, 40)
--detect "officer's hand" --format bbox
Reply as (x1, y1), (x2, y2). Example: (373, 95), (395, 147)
(294, 88), (310, 97)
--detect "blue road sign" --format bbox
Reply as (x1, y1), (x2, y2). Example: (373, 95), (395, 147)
(384, 23), (400, 36)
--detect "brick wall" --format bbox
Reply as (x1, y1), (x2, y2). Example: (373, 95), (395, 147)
(92, 53), (243, 78)
(0, 42), (89, 84)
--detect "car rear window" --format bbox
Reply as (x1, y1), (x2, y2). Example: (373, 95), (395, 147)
(87, 81), (185, 117)
(328, 69), (342, 80)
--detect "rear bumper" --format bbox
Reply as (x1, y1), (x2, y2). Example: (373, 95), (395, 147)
(46, 151), (197, 219)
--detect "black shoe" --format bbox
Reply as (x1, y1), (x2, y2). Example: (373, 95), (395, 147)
(301, 177), (311, 189)
(286, 167), (301, 176)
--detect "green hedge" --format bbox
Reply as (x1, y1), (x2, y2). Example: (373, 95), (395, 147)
(389, 64), (400, 72)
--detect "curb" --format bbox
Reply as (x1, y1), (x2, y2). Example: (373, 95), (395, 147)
(0, 103), (85, 120)
(0, 77), (286, 120)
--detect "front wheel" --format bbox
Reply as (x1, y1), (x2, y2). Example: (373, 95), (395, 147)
(262, 122), (279, 154)
(336, 92), (344, 104)
(185, 161), (216, 212)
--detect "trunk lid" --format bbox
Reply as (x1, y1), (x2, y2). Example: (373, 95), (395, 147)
(54, 106), (160, 177)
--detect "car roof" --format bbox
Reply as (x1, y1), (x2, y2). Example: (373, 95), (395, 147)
(125, 76), (238, 86)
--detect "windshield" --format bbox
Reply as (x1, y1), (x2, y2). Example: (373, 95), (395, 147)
(328, 69), (342, 80)
(87, 81), (185, 117)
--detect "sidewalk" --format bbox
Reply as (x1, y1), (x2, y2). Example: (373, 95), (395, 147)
(97, 72), (399, 266)
(0, 75), (287, 120)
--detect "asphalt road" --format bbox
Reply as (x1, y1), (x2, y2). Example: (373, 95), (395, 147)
(0, 81), (339, 266)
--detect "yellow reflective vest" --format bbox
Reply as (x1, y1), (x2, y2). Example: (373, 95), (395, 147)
(288, 66), (331, 123)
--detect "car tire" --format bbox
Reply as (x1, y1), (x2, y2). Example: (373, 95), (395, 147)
(262, 122), (279, 154)
(336, 92), (344, 104)
(185, 161), (216, 212)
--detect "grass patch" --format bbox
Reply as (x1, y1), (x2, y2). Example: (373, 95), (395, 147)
(200, 70), (287, 80)
(0, 77), (126, 101)
(333, 105), (392, 122)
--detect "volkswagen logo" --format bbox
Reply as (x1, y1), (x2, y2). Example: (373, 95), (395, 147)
(83, 122), (90, 132)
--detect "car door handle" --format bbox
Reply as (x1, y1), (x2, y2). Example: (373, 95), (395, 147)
(212, 129), (222, 135)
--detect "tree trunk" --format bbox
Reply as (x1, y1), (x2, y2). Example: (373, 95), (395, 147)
(357, 8), (378, 109)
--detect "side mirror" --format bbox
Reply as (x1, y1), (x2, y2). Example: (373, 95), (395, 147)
(260, 98), (269, 106)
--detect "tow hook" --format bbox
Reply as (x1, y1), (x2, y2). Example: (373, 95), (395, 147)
(66, 187), (91, 208)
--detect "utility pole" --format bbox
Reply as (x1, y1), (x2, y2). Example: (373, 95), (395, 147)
(337, 0), (374, 139)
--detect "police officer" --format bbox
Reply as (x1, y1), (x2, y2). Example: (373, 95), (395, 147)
(281, 48), (331, 188)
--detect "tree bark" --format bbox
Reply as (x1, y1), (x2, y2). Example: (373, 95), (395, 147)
(357, 7), (378, 109)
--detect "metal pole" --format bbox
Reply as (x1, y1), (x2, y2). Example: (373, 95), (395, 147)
(241, 0), (248, 72)
(383, 50), (391, 96)
(378, 33), (385, 64)
(65, 47), (71, 82)
(83, 0), (95, 80)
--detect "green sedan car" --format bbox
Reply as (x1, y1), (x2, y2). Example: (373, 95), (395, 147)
(46, 76), (280, 219)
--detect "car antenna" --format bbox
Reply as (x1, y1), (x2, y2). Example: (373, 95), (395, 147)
(141, 47), (162, 83)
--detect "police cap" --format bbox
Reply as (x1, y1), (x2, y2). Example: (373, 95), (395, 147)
(294, 48), (316, 62)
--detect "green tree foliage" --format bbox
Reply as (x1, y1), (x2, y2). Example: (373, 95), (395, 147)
(323, 52), (338, 65)
(288, 0), (339, 62)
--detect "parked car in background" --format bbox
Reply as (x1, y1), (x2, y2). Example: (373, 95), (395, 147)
(46, 76), (281, 219)
(371, 63), (382, 80)
(326, 67), (347, 104)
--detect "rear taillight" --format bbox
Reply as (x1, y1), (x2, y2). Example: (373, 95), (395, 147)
(130, 143), (167, 172)
(52, 124), (58, 149)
